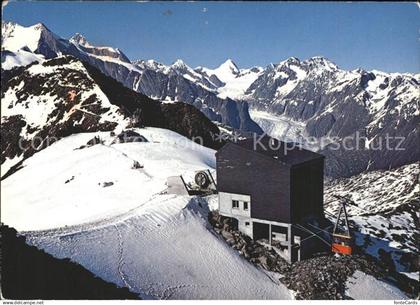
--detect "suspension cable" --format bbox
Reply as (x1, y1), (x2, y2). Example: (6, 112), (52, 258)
(293, 223), (332, 247)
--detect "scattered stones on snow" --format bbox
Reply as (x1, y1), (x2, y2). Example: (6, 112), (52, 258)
(132, 160), (144, 169)
(64, 176), (75, 184)
(75, 136), (104, 150)
(112, 130), (148, 144)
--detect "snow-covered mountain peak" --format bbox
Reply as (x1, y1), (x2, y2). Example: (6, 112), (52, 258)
(1, 21), (134, 69)
(216, 58), (240, 76)
(68, 32), (131, 63)
(354, 67), (367, 74)
(275, 56), (338, 73)
(277, 57), (301, 67)
(31, 22), (49, 32)
(133, 59), (165, 71)
(69, 33), (91, 47)
(29, 22), (60, 43)
(304, 56), (339, 71)
(307, 55), (333, 63)
(171, 58), (189, 71)
(2, 21), (43, 52)
(219, 58), (239, 69)
(1, 20), (16, 27)
(1, 21), (65, 69)
(196, 58), (242, 88)
(266, 63), (276, 70)
(195, 59), (263, 100)
(285, 56), (300, 63)
(2, 21), (49, 38)
(1, 21), (17, 40)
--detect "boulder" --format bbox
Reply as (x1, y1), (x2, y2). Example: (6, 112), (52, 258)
(257, 256), (267, 265)
(114, 130), (148, 143)
(221, 230), (234, 240)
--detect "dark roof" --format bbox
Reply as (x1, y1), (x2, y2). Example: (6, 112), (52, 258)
(219, 136), (324, 166)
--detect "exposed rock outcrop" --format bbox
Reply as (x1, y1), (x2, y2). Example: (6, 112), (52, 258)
(208, 211), (417, 299)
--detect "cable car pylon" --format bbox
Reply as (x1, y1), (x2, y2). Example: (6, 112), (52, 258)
(331, 195), (353, 255)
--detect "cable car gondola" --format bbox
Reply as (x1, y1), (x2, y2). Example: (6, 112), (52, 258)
(331, 198), (353, 255)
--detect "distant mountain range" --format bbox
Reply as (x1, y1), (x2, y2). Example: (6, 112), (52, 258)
(1, 20), (419, 300)
(1, 21), (262, 134)
(2, 21), (419, 177)
(243, 57), (419, 177)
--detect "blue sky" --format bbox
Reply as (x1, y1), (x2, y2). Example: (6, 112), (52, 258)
(3, 2), (419, 72)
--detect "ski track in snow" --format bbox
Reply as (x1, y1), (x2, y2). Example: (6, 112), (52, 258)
(114, 223), (136, 295)
(7, 128), (291, 300)
(24, 197), (292, 300)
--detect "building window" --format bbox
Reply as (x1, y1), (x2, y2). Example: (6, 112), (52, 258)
(245, 222), (250, 226)
(243, 201), (249, 210)
(232, 200), (239, 209)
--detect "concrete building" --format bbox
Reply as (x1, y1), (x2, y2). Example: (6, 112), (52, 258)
(216, 136), (325, 262)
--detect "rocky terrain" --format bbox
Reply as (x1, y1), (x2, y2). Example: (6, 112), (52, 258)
(1, 56), (122, 176)
(1, 130), (291, 300)
(243, 57), (419, 177)
(2, 20), (419, 178)
(1, 19), (418, 301)
(1, 21), (263, 134)
(324, 162), (420, 281)
(1, 56), (222, 178)
(208, 211), (418, 299)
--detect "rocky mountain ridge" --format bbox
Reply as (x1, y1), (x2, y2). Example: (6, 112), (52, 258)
(2, 21), (419, 178)
(1, 21), (262, 134)
(1, 56), (221, 178)
(243, 56), (419, 177)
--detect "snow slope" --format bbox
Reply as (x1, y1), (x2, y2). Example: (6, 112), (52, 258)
(216, 68), (263, 100)
(2, 128), (291, 299)
(1, 49), (44, 70)
(1, 21), (58, 68)
(1, 22), (47, 53)
(25, 198), (291, 299)
(203, 59), (241, 84)
(196, 59), (263, 99)
(345, 271), (407, 300)
(1, 128), (214, 231)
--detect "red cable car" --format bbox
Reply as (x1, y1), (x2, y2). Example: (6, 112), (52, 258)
(331, 199), (353, 255)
